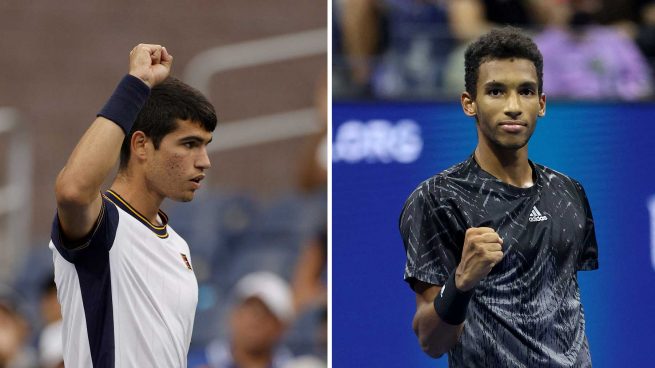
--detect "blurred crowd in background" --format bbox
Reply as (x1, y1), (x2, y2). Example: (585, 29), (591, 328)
(333, 0), (655, 100)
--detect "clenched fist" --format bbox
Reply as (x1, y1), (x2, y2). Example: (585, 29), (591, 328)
(128, 44), (173, 88)
(455, 227), (504, 291)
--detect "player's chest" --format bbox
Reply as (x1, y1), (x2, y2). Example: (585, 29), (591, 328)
(461, 194), (587, 260)
(110, 227), (198, 311)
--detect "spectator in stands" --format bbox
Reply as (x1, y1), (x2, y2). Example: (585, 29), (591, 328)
(195, 272), (295, 368)
(0, 298), (37, 368)
(339, 0), (544, 98)
(444, 0), (543, 96)
(449, 0), (540, 41)
(340, 0), (454, 98)
(281, 306), (326, 368)
(534, 0), (653, 99)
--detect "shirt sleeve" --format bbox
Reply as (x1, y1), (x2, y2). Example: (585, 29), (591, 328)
(573, 181), (599, 271)
(399, 181), (464, 290)
(50, 195), (120, 264)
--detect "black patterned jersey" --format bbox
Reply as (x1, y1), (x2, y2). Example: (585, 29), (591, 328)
(399, 155), (598, 367)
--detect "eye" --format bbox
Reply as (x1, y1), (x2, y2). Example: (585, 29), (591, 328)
(183, 142), (196, 149)
(488, 88), (502, 96)
(520, 88), (536, 96)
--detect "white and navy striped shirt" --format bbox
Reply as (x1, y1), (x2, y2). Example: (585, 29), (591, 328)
(49, 190), (198, 367)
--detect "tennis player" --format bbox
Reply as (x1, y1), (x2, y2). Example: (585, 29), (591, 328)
(399, 27), (598, 367)
(49, 44), (216, 367)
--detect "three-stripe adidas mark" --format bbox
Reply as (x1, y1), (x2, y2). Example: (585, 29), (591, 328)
(529, 206), (548, 222)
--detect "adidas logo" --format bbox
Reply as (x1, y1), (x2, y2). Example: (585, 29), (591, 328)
(529, 206), (548, 222)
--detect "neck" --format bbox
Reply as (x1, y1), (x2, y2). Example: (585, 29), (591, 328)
(474, 140), (533, 188)
(110, 171), (164, 225)
(231, 343), (273, 368)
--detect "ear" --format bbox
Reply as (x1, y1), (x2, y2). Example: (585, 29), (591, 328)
(538, 93), (546, 117)
(461, 92), (477, 117)
(130, 131), (149, 163)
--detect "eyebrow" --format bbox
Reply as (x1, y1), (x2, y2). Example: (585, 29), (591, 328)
(483, 81), (537, 89)
(179, 135), (213, 144)
(483, 81), (506, 90)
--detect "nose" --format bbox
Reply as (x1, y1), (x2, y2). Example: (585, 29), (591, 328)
(196, 147), (211, 170)
(504, 92), (522, 120)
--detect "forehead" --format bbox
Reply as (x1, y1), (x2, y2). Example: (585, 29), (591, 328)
(477, 58), (538, 87)
(167, 119), (213, 139)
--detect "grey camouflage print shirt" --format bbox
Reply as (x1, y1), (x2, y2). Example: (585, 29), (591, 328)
(399, 155), (598, 367)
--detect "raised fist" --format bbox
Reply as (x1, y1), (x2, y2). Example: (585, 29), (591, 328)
(455, 227), (504, 291)
(128, 43), (173, 88)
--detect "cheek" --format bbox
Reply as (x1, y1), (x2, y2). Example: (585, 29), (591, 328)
(165, 154), (185, 174)
(475, 103), (496, 120)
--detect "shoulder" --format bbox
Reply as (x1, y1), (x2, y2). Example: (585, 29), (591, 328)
(165, 225), (189, 247)
(534, 162), (587, 195)
(406, 159), (470, 202)
(400, 160), (471, 224)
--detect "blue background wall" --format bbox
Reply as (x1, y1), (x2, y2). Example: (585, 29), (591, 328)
(332, 101), (655, 367)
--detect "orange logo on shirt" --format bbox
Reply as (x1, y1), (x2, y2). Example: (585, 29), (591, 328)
(180, 253), (192, 270)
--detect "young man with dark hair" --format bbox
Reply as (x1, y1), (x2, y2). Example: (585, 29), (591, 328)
(49, 44), (216, 367)
(399, 27), (598, 367)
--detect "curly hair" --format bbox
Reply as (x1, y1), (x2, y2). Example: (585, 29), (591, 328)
(464, 27), (543, 99)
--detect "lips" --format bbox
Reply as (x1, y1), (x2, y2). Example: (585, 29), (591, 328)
(190, 174), (205, 189)
(498, 121), (526, 133)
(190, 174), (205, 183)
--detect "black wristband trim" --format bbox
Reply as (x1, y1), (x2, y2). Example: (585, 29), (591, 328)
(433, 272), (474, 325)
(97, 74), (150, 134)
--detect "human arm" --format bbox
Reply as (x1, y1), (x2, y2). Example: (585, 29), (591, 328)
(412, 281), (463, 357)
(340, 0), (381, 87)
(447, 0), (490, 42)
(411, 227), (503, 357)
(298, 71), (327, 192)
(54, 44), (172, 242)
(292, 237), (327, 312)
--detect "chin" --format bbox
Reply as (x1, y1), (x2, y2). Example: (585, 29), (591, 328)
(501, 141), (528, 150)
(494, 136), (529, 150)
(168, 192), (195, 203)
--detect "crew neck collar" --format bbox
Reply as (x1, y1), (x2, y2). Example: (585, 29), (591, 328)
(103, 190), (169, 238)
(466, 153), (541, 197)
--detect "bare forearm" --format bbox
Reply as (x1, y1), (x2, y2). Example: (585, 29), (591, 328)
(292, 242), (327, 310)
(55, 117), (125, 206)
(447, 0), (489, 41)
(341, 0), (379, 84)
(412, 228), (503, 357)
(413, 302), (463, 357)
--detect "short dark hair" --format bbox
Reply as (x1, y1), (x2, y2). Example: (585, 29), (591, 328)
(119, 77), (217, 170)
(464, 27), (543, 99)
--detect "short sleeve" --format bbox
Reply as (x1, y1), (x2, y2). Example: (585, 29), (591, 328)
(50, 196), (120, 264)
(573, 181), (599, 271)
(399, 181), (464, 290)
